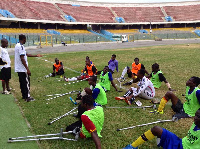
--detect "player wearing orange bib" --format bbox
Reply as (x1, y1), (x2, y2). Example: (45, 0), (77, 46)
(52, 58), (64, 76)
(120, 57), (149, 85)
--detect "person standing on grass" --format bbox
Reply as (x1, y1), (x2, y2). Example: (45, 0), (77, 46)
(0, 39), (11, 94)
(123, 108), (200, 149)
(108, 54), (118, 74)
(66, 95), (104, 149)
(99, 66), (118, 92)
(15, 34), (42, 102)
(150, 76), (200, 118)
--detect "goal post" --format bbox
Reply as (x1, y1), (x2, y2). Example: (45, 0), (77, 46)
(128, 34), (134, 42)
(40, 35), (53, 47)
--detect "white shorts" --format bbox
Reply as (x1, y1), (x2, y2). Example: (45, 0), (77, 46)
(131, 87), (154, 100)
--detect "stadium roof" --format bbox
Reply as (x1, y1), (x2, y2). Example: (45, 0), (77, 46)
(75, 0), (200, 3)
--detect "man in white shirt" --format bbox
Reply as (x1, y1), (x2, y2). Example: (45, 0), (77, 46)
(115, 69), (155, 105)
(15, 34), (42, 102)
(0, 39), (11, 94)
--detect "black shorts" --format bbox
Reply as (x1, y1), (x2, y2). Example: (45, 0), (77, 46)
(1, 67), (11, 81)
(172, 99), (191, 119)
(171, 99), (183, 113)
(126, 71), (132, 78)
(56, 69), (64, 75)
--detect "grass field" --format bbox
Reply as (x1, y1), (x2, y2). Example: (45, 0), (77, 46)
(8, 43), (200, 149)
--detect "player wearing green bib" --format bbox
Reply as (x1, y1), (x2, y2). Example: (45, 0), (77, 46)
(147, 63), (174, 91)
(123, 108), (200, 149)
(99, 66), (117, 91)
(72, 76), (107, 119)
(79, 95), (104, 149)
(151, 76), (200, 117)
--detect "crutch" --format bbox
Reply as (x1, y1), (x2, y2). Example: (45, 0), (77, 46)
(48, 107), (78, 125)
(106, 105), (156, 109)
(38, 73), (53, 82)
(8, 128), (78, 143)
(64, 78), (89, 85)
(45, 90), (80, 101)
(116, 117), (178, 131)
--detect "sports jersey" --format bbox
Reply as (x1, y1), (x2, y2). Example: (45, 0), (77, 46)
(85, 64), (97, 76)
(53, 61), (63, 72)
(133, 76), (155, 97)
(182, 123), (200, 149)
(0, 47), (11, 69)
(15, 42), (28, 72)
(81, 106), (104, 138)
(99, 71), (113, 91)
(183, 87), (200, 116)
(108, 59), (118, 72)
(93, 83), (107, 105)
(131, 62), (141, 74)
(150, 70), (166, 88)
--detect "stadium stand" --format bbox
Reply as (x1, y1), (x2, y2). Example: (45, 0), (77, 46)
(108, 29), (138, 34)
(112, 7), (164, 23)
(0, 28), (47, 34)
(56, 4), (115, 23)
(57, 29), (91, 34)
(0, 0), (64, 21)
(164, 5), (200, 21)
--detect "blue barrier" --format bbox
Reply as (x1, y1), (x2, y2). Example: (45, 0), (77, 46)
(165, 16), (172, 22)
(139, 29), (148, 34)
(115, 17), (125, 23)
(88, 30), (115, 41)
(194, 30), (200, 37)
(100, 30), (114, 37)
(47, 30), (60, 35)
(0, 9), (15, 18)
(64, 15), (76, 22)
(71, 4), (80, 7)
(0, 34), (18, 44)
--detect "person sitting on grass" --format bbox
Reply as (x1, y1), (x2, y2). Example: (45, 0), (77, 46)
(123, 108), (200, 149)
(66, 95), (104, 149)
(64, 59), (97, 82)
(52, 58), (64, 77)
(147, 63), (174, 91)
(71, 75), (107, 119)
(99, 66), (118, 92)
(115, 69), (155, 105)
(0, 39), (11, 94)
(120, 57), (149, 85)
(151, 76), (200, 119)
(108, 54), (118, 74)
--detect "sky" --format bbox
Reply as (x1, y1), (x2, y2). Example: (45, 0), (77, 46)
(77, 0), (199, 3)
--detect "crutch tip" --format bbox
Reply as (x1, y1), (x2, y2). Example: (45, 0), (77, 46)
(116, 129), (120, 131)
(48, 123), (51, 125)
(8, 138), (12, 140)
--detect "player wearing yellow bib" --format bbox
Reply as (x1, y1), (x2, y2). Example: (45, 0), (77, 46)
(99, 66), (117, 91)
(151, 76), (200, 118)
(123, 108), (200, 149)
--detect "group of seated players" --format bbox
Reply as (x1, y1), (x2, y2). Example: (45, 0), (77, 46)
(51, 55), (200, 149)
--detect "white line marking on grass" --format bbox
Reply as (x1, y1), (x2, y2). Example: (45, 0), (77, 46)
(36, 57), (81, 73)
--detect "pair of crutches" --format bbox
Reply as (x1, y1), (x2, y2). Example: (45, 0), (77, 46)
(8, 107), (80, 143)
(8, 128), (80, 143)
